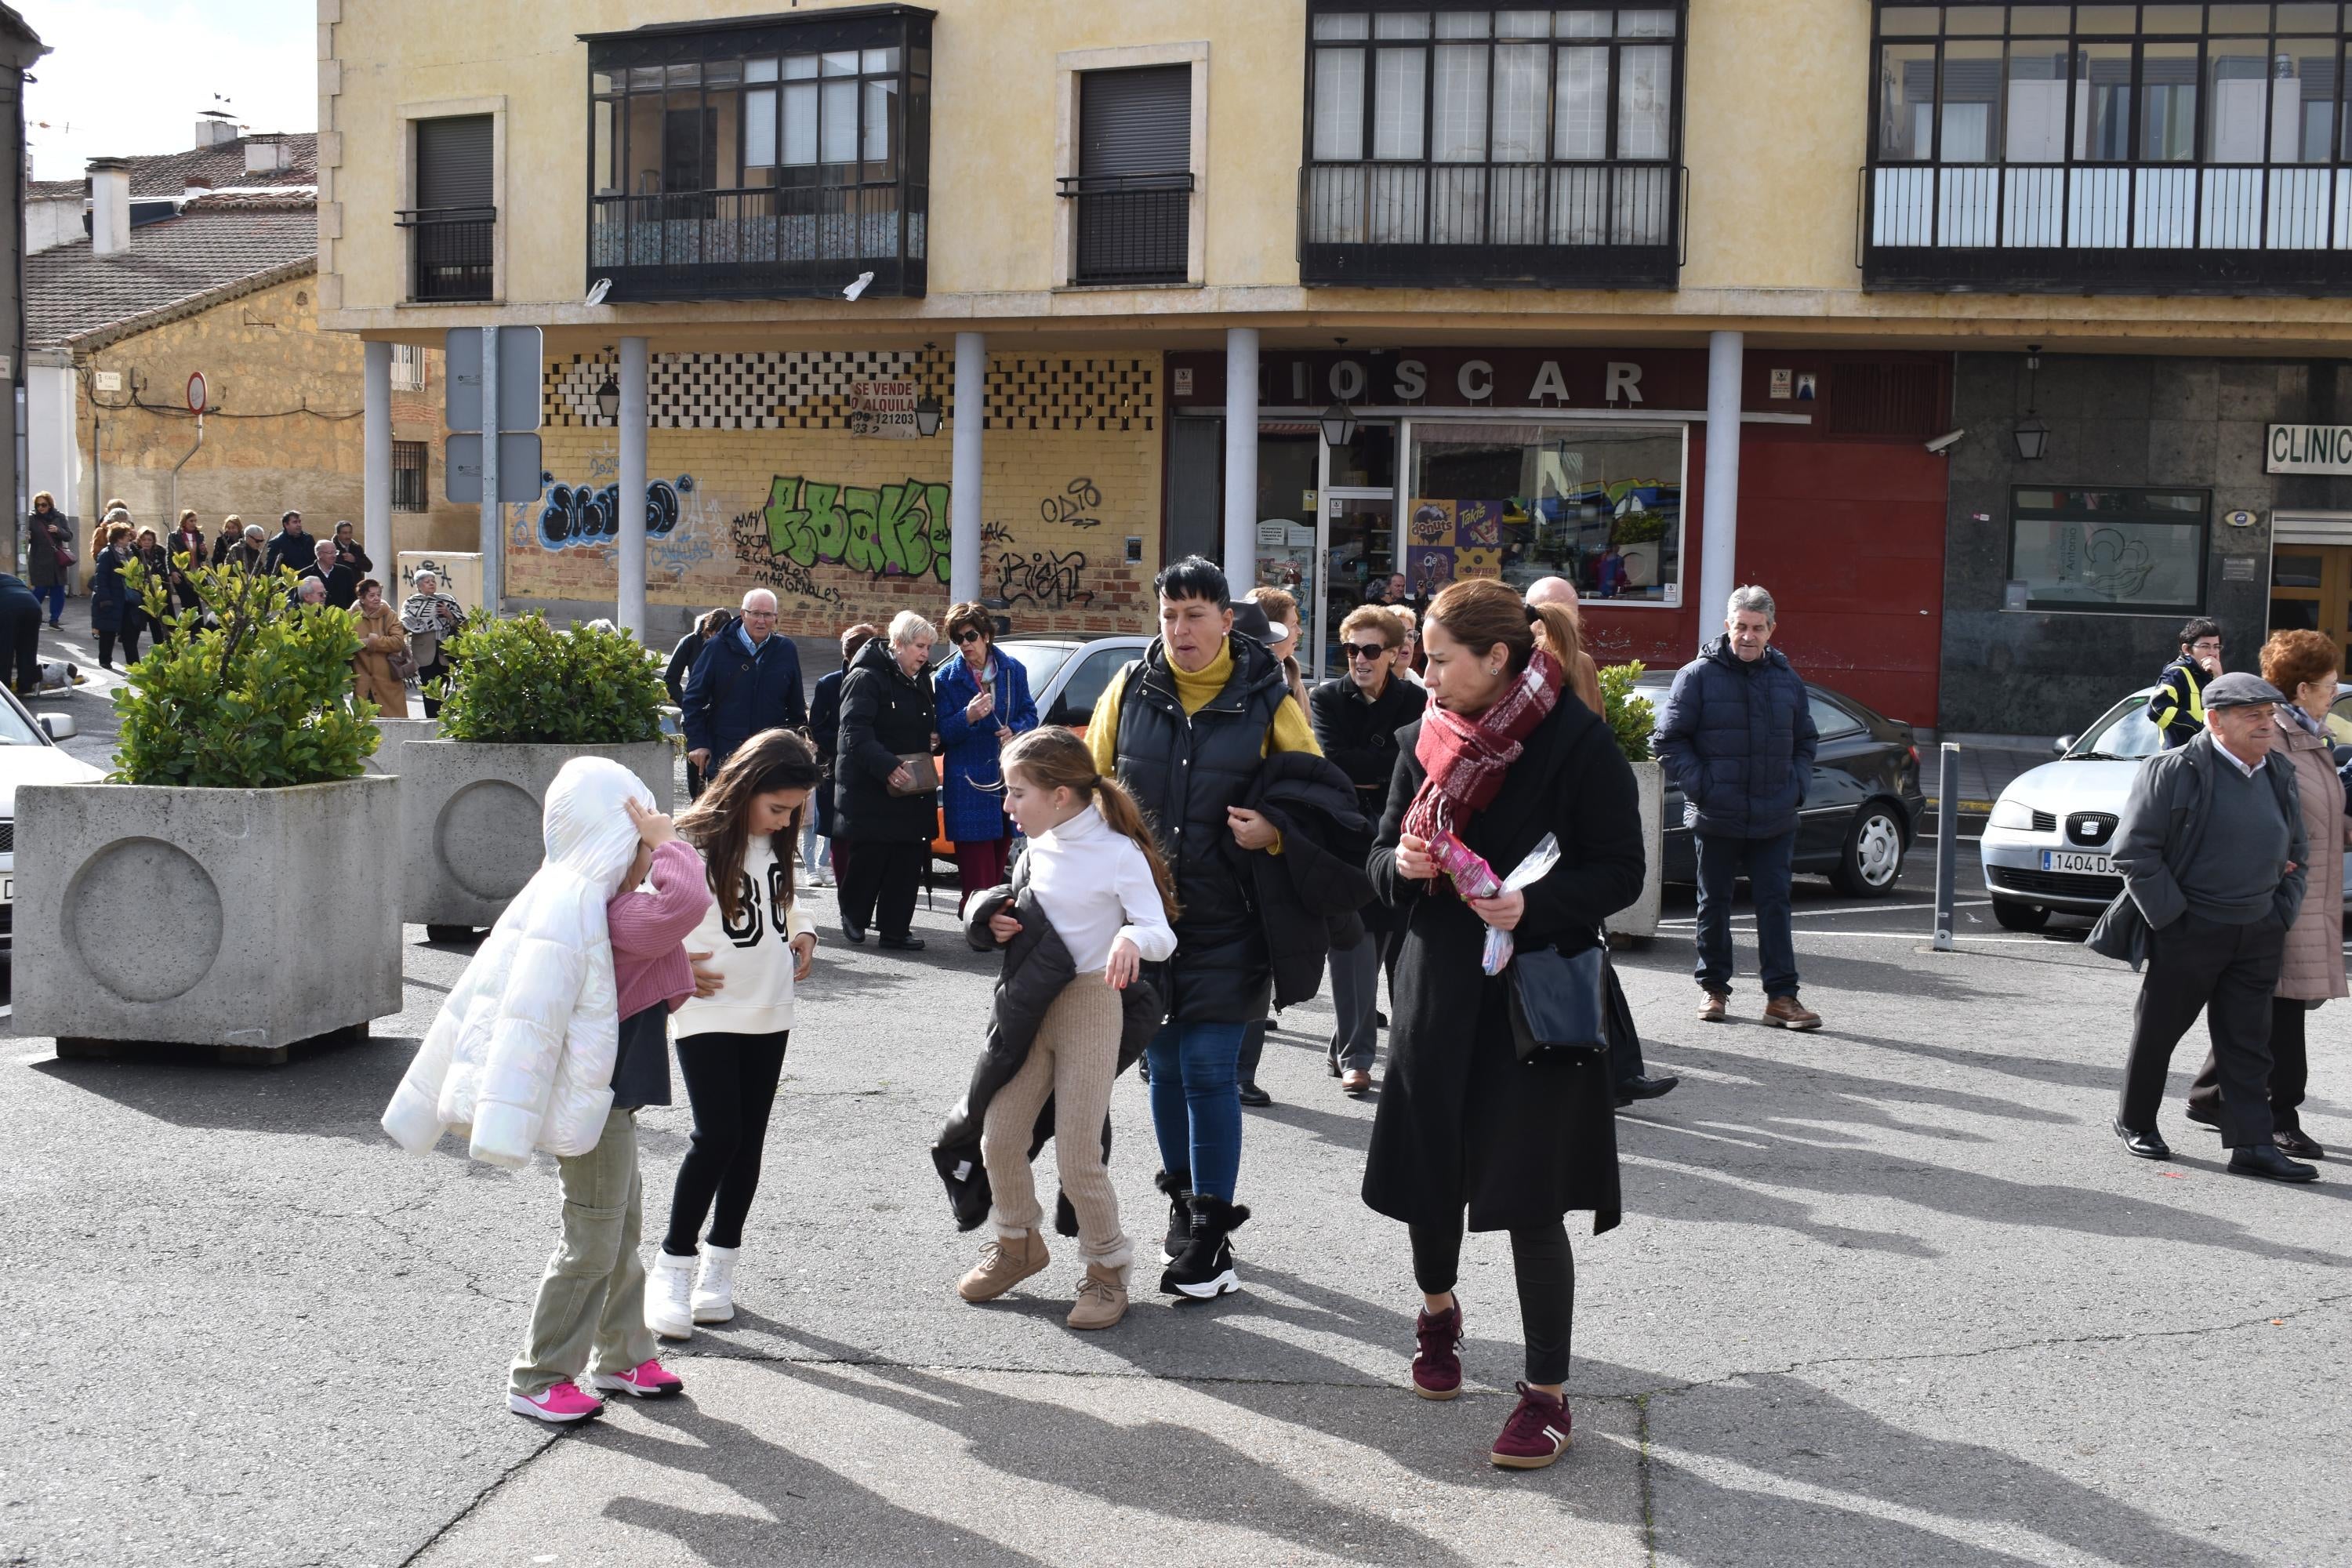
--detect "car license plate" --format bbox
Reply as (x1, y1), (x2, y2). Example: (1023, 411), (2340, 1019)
(2041, 851), (2111, 875)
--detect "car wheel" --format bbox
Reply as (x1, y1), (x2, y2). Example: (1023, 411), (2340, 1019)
(1831, 805), (1906, 897)
(1992, 897), (2051, 933)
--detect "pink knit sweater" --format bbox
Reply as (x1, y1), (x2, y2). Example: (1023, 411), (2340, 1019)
(608, 839), (712, 1019)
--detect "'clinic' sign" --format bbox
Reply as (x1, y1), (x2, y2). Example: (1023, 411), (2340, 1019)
(2267, 423), (2352, 474)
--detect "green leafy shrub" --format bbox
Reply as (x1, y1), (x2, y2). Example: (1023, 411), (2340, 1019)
(111, 561), (379, 788)
(433, 612), (667, 745)
(1599, 660), (1656, 765)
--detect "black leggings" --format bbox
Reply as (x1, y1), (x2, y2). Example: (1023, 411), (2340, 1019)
(98, 614), (144, 669)
(662, 1029), (789, 1255)
(839, 837), (922, 940)
(1409, 1216), (1575, 1385)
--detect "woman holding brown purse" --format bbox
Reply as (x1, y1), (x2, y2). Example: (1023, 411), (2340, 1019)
(833, 609), (938, 949)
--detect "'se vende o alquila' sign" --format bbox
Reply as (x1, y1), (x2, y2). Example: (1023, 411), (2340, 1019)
(2267, 423), (2352, 474)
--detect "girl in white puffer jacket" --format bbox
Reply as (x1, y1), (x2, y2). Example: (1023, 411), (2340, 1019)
(382, 757), (696, 1424)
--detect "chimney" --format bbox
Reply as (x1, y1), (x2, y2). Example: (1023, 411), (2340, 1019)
(194, 112), (238, 150)
(244, 136), (285, 176)
(87, 157), (131, 258)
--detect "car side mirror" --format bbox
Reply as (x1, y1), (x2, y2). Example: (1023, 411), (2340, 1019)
(2333, 744), (2352, 770)
(38, 713), (76, 741)
(2052, 735), (2075, 757)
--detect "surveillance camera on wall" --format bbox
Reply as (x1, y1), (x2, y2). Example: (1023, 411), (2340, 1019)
(842, 270), (875, 302)
(1923, 428), (1967, 455)
(583, 278), (612, 307)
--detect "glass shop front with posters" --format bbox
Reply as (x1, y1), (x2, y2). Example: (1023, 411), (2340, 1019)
(1161, 345), (1956, 724)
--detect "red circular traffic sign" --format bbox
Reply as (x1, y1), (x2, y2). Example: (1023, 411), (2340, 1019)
(186, 372), (206, 413)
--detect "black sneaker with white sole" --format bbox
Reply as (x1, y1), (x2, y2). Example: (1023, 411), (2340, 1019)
(1160, 1195), (1249, 1299)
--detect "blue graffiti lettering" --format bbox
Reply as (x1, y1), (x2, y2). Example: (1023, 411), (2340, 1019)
(538, 474), (688, 550)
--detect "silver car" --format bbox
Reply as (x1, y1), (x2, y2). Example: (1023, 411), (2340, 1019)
(1980, 682), (2352, 932)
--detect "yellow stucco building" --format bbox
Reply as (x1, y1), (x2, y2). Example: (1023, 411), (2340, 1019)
(321, 1), (2352, 734)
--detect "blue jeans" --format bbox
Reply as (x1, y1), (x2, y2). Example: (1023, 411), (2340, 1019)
(1693, 830), (1799, 1000)
(1145, 1020), (1247, 1202)
(37, 583), (63, 624)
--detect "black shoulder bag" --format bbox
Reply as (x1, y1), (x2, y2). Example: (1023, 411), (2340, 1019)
(1504, 943), (1608, 1062)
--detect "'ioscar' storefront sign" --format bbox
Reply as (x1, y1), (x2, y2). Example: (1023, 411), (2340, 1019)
(2266, 423), (2352, 474)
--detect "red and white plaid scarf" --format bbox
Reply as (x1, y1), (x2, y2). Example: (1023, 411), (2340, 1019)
(1402, 646), (1565, 846)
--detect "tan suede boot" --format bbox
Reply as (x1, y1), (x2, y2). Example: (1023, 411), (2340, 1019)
(956, 1230), (1051, 1302)
(1066, 1263), (1130, 1330)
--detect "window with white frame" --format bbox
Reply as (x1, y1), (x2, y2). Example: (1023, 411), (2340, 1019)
(390, 343), (426, 390)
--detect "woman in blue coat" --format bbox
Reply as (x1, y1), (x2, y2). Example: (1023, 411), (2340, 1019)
(934, 602), (1037, 910)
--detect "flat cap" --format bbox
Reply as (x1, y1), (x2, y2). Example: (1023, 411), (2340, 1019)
(2201, 671), (2285, 710)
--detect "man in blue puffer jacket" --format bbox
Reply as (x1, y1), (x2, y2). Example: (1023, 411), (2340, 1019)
(1657, 584), (1822, 1029)
(681, 589), (808, 783)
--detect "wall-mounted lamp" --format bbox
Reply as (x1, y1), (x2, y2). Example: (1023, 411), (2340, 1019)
(594, 375), (620, 423)
(2013, 345), (2048, 462)
(1319, 398), (1358, 448)
(914, 395), (944, 437)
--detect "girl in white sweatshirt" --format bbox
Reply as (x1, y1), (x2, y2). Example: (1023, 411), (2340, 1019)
(956, 727), (1178, 1330)
(647, 728), (822, 1339)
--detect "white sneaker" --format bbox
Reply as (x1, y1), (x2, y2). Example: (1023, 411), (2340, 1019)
(691, 1243), (738, 1324)
(647, 1249), (695, 1340)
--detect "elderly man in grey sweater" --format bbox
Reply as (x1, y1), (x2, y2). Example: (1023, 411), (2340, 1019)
(2110, 672), (2316, 1183)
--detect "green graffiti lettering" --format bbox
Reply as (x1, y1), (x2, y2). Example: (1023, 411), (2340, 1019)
(803, 482), (850, 561)
(879, 481), (935, 580)
(747, 472), (954, 583)
(763, 476), (815, 564)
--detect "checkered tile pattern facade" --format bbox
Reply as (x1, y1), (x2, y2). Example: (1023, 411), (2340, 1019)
(543, 350), (1157, 434)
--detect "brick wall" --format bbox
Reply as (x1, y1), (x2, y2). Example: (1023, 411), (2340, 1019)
(506, 348), (1163, 641)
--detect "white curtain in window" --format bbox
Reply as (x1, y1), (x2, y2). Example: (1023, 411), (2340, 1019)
(1617, 43), (1670, 159)
(1315, 48), (1366, 159)
(1555, 45), (1607, 158)
(822, 79), (858, 164)
(745, 89), (777, 168)
(864, 80), (895, 161)
(1433, 44), (1489, 162)
(782, 82), (818, 165)
(1493, 44), (1547, 161)
(1374, 47), (1426, 158)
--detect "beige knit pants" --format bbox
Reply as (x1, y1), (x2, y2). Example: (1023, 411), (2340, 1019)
(982, 976), (1132, 1269)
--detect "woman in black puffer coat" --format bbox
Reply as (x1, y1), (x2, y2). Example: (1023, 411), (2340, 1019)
(834, 609), (938, 949)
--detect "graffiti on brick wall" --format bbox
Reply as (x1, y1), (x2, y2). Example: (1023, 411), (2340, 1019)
(1040, 477), (1103, 531)
(535, 470), (690, 550)
(759, 474), (953, 582)
(997, 549), (1093, 610)
(730, 509), (843, 607)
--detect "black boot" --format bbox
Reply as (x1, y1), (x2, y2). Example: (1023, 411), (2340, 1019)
(1154, 1169), (1192, 1264)
(1160, 1194), (1250, 1300)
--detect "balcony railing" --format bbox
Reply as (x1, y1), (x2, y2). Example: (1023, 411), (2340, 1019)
(588, 185), (924, 303)
(1058, 172), (1193, 286)
(1861, 162), (2352, 294)
(396, 205), (495, 303)
(1298, 162), (1682, 289)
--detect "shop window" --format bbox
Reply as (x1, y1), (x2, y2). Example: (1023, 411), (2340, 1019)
(2005, 486), (2209, 615)
(391, 441), (429, 512)
(1402, 423), (1685, 607)
(1301, 4), (1685, 287)
(1866, 3), (2352, 291)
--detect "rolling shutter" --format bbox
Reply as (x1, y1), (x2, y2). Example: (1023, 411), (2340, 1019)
(1080, 66), (1191, 177)
(416, 114), (494, 210)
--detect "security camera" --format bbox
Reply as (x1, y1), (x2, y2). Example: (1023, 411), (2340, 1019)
(842, 270), (875, 302)
(1923, 427), (1967, 455)
(583, 278), (612, 307)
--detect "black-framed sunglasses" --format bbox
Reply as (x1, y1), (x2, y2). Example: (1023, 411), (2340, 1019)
(1342, 641), (1392, 662)
(956, 629), (985, 644)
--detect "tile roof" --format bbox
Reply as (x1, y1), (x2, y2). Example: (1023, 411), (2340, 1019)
(26, 207), (318, 351)
(27, 132), (318, 202)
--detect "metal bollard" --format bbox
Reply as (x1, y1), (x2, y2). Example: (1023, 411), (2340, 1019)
(1933, 741), (1960, 952)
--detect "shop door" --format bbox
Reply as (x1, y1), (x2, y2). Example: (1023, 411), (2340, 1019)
(2268, 543), (2352, 671)
(1318, 494), (1397, 680)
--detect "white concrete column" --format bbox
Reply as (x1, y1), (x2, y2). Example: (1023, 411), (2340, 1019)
(617, 336), (649, 640)
(949, 332), (985, 604)
(1221, 327), (1259, 583)
(362, 340), (393, 592)
(479, 325), (503, 612)
(1697, 329), (1744, 655)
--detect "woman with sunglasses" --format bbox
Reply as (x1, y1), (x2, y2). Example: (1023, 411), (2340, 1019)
(935, 602), (1039, 912)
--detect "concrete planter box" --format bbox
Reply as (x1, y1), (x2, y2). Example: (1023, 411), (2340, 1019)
(400, 739), (673, 931)
(1606, 759), (1665, 941)
(14, 775), (403, 1062)
(366, 717), (440, 780)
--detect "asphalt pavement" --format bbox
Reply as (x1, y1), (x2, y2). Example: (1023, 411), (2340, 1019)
(5, 641), (2346, 1566)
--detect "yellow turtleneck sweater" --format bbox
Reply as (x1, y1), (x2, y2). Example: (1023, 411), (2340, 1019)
(1085, 637), (1321, 777)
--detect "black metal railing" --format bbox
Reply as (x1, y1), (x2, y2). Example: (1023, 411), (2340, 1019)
(588, 184), (924, 302)
(395, 205), (496, 303)
(1860, 162), (2352, 294)
(1058, 172), (1194, 285)
(1298, 162), (1683, 288)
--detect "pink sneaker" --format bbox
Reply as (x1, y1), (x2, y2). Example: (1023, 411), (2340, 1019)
(507, 1381), (604, 1424)
(590, 1359), (685, 1399)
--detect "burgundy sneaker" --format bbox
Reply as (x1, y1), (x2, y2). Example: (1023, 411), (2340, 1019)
(1411, 1300), (1463, 1401)
(1490, 1381), (1573, 1469)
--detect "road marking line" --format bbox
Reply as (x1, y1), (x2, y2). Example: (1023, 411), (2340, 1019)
(1657, 898), (1991, 928)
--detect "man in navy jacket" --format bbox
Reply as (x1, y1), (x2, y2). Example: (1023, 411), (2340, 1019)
(1656, 584), (1821, 1029)
(681, 589), (808, 780)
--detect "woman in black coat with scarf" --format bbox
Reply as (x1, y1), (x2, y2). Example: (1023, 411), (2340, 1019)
(1364, 577), (1643, 1472)
(833, 609), (938, 949)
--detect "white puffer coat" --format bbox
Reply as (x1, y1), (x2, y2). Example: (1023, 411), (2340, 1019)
(381, 757), (652, 1167)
